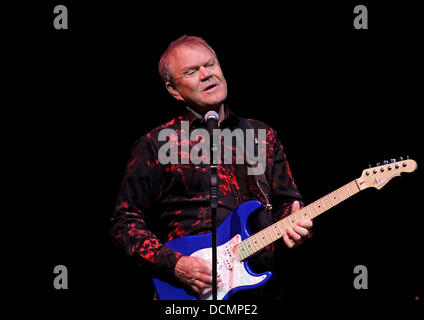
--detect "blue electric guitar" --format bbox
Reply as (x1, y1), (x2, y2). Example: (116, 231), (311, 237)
(153, 159), (417, 300)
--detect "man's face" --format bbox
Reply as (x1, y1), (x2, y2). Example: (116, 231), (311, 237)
(166, 44), (228, 113)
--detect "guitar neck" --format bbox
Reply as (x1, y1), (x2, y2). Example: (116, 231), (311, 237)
(237, 179), (361, 261)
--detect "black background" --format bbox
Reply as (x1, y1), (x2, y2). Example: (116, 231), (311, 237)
(11, 0), (423, 315)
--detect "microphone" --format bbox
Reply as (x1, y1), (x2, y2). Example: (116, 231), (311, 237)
(204, 110), (219, 136)
(204, 110), (219, 163)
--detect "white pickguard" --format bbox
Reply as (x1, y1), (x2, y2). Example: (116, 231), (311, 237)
(190, 234), (267, 300)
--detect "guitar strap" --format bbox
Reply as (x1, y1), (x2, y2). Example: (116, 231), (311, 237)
(237, 118), (276, 274)
(237, 117), (272, 211)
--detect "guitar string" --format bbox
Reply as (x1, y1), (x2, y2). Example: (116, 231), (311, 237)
(237, 162), (408, 259)
(238, 180), (362, 259)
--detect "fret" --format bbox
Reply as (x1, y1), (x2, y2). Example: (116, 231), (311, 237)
(255, 234), (264, 250)
(272, 225), (279, 239)
(296, 212), (303, 222)
(258, 231), (266, 247)
(306, 207), (313, 219)
(328, 194), (334, 206)
(242, 241), (250, 256)
(313, 203), (320, 215)
(282, 219), (289, 231)
(273, 224), (282, 238)
(286, 217), (293, 228)
(257, 236), (264, 249)
(247, 240), (255, 256)
(257, 233), (265, 248)
(321, 198), (326, 209)
(249, 237), (258, 252)
(267, 230), (274, 243)
(244, 240), (253, 256)
(248, 240), (256, 254)
(300, 209), (309, 220)
(250, 236), (259, 251)
(288, 215), (296, 226)
(316, 201), (322, 212)
(242, 241), (249, 256)
(346, 184), (351, 196)
(276, 222), (285, 236)
(261, 232), (269, 246)
(238, 243), (247, 260)
(263, 227), (271, 242)
(265, 228), (273, 242)
(336, 189), (342, 201)
(271, 225), (278, 239)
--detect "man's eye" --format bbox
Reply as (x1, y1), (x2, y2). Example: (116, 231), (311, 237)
(185, 70), (197, 76)
(205, 61), (216, 68)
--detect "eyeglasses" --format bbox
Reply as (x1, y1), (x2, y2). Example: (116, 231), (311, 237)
(173, 59), (218, 81)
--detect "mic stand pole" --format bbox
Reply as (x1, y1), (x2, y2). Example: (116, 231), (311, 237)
(204, 110), (219, 300)
(210, 137), (218, 301)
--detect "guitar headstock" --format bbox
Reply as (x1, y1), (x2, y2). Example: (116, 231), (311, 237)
(357, 158), (417, 190)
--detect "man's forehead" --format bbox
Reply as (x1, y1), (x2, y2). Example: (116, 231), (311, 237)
(170, 44), (215, 66)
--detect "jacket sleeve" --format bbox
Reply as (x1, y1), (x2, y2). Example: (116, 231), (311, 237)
(110, 135), (181, 278)
(267, 128), (304, 221)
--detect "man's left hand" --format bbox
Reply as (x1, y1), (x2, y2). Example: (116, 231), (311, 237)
(282, 200), (313, 248)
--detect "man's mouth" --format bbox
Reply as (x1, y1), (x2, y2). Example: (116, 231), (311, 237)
(203, 83), (218, 91)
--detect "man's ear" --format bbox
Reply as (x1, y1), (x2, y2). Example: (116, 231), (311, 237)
(166, 81), (184, 101)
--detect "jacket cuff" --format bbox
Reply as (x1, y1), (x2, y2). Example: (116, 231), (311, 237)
(154, 245), (183, 278)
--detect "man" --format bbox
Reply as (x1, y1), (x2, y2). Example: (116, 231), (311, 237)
(111, 35), (312, 299)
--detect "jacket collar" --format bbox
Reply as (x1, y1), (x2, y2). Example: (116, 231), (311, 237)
(182, 104), (240, 129)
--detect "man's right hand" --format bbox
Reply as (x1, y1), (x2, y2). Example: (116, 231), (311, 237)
(174, 256), (220, 295)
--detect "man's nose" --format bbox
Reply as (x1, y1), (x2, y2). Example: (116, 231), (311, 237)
(199, 66), (212, 81)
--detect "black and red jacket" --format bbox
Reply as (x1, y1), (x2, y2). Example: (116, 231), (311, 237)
(111, 107), (303, 279)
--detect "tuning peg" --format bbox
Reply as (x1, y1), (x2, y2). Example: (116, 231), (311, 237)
(399, 157), (403, 161)
(376, 162), (381, 166)
(383, 160), (389, 164)
(407, 155), (410, 160)
(390, 159), (396, 163)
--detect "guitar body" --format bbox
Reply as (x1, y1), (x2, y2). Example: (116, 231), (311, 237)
(152, 200), (272, 300)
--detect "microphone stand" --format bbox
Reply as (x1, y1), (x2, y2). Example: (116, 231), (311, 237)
(205, 112), (219, 300)
(210, 162), (218, 301)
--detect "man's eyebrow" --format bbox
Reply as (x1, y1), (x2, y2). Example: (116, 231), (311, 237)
(181, 64), (199, 73)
